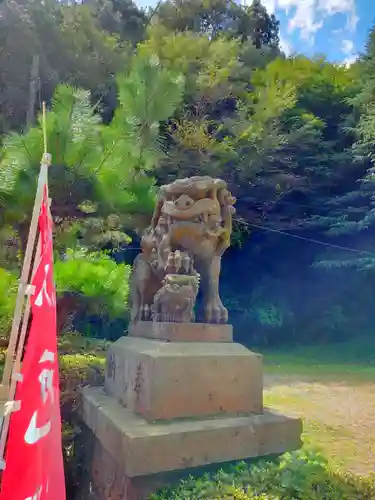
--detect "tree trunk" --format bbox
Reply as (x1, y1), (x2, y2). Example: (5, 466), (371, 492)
(56, 293), (78, 334)
(25, 54), (39, 131)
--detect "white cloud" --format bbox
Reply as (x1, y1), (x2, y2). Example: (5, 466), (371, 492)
(346, 12), (359, 32)
(342, 54), (358, 67)
(317, 0), (352, 14)
(341, 39), (354, 54)
(317, 0), (359, 31)
(254, 0), (358, 45)
(279, 35), (292, 55)
(284, 1), (324, 43)
(260, 0), (277, 13)
(340, 38), (357, 66)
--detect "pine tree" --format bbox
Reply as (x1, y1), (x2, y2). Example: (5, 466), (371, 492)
(309, 29), (375, 270)
(0, 53), (185, 254)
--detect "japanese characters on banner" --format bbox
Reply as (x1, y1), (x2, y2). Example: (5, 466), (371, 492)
(0, 187), (66, 500)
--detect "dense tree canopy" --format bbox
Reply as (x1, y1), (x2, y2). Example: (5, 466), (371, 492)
(1, 0), (375, 344)
(152, 0), (279, 47)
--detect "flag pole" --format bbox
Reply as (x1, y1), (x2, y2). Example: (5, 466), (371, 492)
(1, 104), (50, 390)
(0, 103), (51, 467)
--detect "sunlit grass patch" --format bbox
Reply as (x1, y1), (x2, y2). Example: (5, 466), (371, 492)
(263, 341), (375, 475)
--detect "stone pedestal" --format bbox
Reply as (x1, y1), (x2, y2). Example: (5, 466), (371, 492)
(128, 321), (233, 342)
(80, 323), (302, 500)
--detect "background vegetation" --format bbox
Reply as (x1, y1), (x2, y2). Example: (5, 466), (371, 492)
(2, 0), (375, 346)
(1, 0), (375, 497)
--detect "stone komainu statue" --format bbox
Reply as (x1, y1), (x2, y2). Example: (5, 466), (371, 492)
(130, 176), (236, 324)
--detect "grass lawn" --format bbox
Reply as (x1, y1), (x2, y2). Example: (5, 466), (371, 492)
(2, 333), (374, 479)
(261, 339), (375, 476)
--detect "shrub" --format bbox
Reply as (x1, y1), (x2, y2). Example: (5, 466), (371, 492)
(0, 268), (17, 338)
(54, 249), (131, 337)
(0, 332), (107, 497)
(58, 333), (107, 498)
(150, 448), (375, 500)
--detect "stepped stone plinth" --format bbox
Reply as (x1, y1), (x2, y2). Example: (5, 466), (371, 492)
(79, 176), (302, 500)
(80, 329), (301, 500)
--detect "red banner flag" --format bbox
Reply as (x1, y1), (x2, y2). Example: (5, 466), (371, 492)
(0, 188), (66, 500)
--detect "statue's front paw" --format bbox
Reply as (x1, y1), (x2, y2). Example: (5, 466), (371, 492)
(205, 300), (228, 324)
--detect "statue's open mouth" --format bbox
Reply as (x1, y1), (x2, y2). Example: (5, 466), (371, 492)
(162, 198), (220, 221)
(169, 215), (206, 226)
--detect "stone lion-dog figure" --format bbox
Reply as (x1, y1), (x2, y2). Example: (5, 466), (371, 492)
(130, 176), (236, 324)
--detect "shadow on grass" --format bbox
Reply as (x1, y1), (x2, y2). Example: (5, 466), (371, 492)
(258, 337), (375, 384)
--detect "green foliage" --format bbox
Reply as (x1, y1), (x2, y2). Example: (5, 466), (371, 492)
(253, 304), (284, 328)
(307, 29), (375, 272)
(59, 4), (126, 90)
(97, 53), (184, 212)
(231, 218), (252, 248)
(91, 0), (147, 46)
(0, 41), (185, 339)
(228, 55), (356, 185)
(0, 0), (126, 133)
(57, 333), (107, 497)
(0, 268), (17, 337)
(2, 7), (375, 496)
(151, 448), (375, 499)
(0, 225), (21, 270)
(223, 282), (294, 345)
(0, 84), (102, 229)
(0, 50), (184, 244)
(152, 0), (280, 48)
(54, 249), (131, 323)
(2, 0), (375, 346)
(139, 30), (243, 106)
(351, 26), (375, 163)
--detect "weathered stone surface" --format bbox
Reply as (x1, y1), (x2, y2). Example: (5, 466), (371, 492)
(86, 439), (180, 500)
(104, 337), (263, 421)
(128, 321), (233, 342)
(82, 386), (302, 478)
(85, 437), (258, 500)
(130, 176), (236, 325)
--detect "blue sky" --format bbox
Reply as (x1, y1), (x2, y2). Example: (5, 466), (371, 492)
(261, 0), (373, 64)
(135, 0), (374, 64)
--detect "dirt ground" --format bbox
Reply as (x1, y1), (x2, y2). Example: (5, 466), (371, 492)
(263, 374), (375, 476)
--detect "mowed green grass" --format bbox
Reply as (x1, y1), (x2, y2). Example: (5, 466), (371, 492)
(263, 338), (375, 382)
(261, 339), (375, 475)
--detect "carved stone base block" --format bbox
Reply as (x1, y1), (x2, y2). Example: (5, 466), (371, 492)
(105, 337), (263, 421)
(81, 387), (302, 500)
(128, 321), (233, 342)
